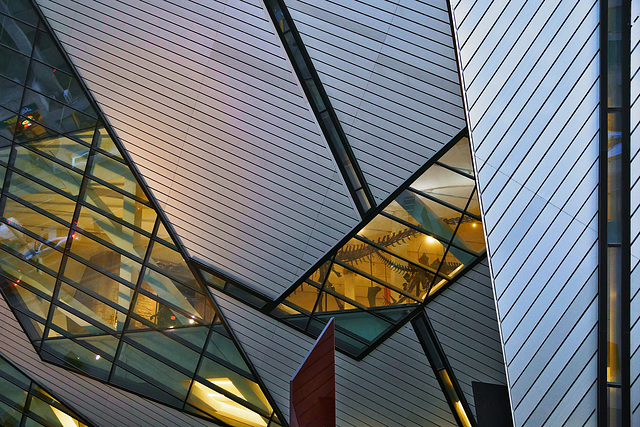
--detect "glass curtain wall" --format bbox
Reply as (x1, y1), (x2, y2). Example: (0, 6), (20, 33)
(0, 2), (280, 425)
(0, 353), (91, 427)
(265, 135), (485, 356)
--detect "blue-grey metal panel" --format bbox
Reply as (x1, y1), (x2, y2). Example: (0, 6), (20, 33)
(450, 0), (600, 425)
(285, 0), (467, 203)
(0, 297), (212, 427)
(426, 259), (507, 420)
(212, 289), (458, 426)
(631, 0), (640, 424)
(36, 0), (360, 298)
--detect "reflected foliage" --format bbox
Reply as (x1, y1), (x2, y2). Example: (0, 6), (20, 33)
(0, 4), (279, 426)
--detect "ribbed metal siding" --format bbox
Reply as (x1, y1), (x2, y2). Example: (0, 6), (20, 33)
(450, 1), (600, 426)
(35, 0), (360, 297)
(0, 297), (212, 427)
(284, 0), (467, 203)
(426, 259), (507, 420)
(212, 289), (458, 426)
(631, 0), (640, 424)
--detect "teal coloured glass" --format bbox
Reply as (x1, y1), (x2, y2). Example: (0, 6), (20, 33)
(124, 330), (200, 373)
(40, 338), (112, 381)
(61, 257), (134, 312)
(22, 133), (90, 172)
(0, 44), (30, 83)
(0, 400), (22, 427)
(32, 29), (72, 75)
(116, 342), (191, 401)
(20, 89), (97, 136)
(68, 234), (141, 287)
(26, 61), (95, 118)
(140, 267), (212, 323)
(205, 328), (252, 378)
(0, 76), (23, 112)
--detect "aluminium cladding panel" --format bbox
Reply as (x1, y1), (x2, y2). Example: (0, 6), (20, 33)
(35, 0), (361, 298)
(425, 259), (507, 420)
(631, 0), (640, 424)
(0, 298), (213, 427)
(284, 0), (467, 203)
(211, 289), (459, 427)
(450, 0), (600, 426)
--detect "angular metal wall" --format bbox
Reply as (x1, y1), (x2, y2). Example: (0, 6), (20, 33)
(284, 0), (467, 203)
(212, 289), (459, 427)
(426, 259), (507, 420)
(35, 0), (360, 297)
(631, 0), (640, 424)
(450, 0), (600, 425)
(0, 297), (212, 427)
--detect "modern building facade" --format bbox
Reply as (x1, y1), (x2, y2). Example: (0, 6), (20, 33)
(0, 0), (637, 426)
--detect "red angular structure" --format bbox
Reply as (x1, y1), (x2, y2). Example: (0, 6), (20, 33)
(290, 318), (336, 427)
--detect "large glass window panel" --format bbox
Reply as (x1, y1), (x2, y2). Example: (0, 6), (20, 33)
(316, 310), (393, 344)
(17, 312), (46, 340)
(205, 328), (252, 378)
(116, 342), (191, 401)
(62, 258), (133, 312)
(355, 214), (420, 262)
(166, 325), (209, 351)
(436, 137), (473, 175)
(21, 133), (90, 172)
(32, 30), (72, 75)
(0, 357), (30, 389)
(0, 105), (17, 143)
(0, 76), (23, 112)
(0, 400), (22, 427)
(452, 215), (485, 254)
(19, 90), (96, 136)
(88, 152), (148, 203)
(312, 280), (358, 313)
(27, 394), (85, 427)
(283, 281), (320, 314)
(83, 179), (156, 235)
(0, 45), (29, 84)
(110, 365), (181, 407)
(40, 338), (112, 380)
(154, 219), (174, 246)
(384, 191), (463, 244)
(1, 284), (50, 321)
(75, 335), (119, 361)
(140, 267), (212, 323)
(7, 177), (69, 225)
(26, 61), (94, 118)
(465, 189), (481, 217)
(94, 126), (123, 159)
(0, 379), (28, 410)
(124, 330), (200, 373)
(76, 205), (149, 260)
(187, 381), (270, 427)
(68, 234), (141, 287)
(0, 14), (36, 55)
(57, 282), (125, 333)
(13, 146), (82, 197)
(0, 250), (58, 297)
(409, 164), (475, 211)
(147, 241), (199, 290)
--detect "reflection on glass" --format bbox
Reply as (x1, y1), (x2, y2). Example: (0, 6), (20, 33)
(13, 145), (82, 196)
(89, 152), (148, 203)
(8, 171), (77, 223)
(410, 164), (475, 211)
(57, 282), (125, 333)
(437, 137), (473, 175)
(0, 15), (36, 55)
(608, 111), (622, 244)
(273, 135), (484, 355)
(125, 330), (200, 373)
(188, 381), (270, 427)
(0, 355), (89, 427)
(22, 133), (90, 172)
(94, 126), (123, 159)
